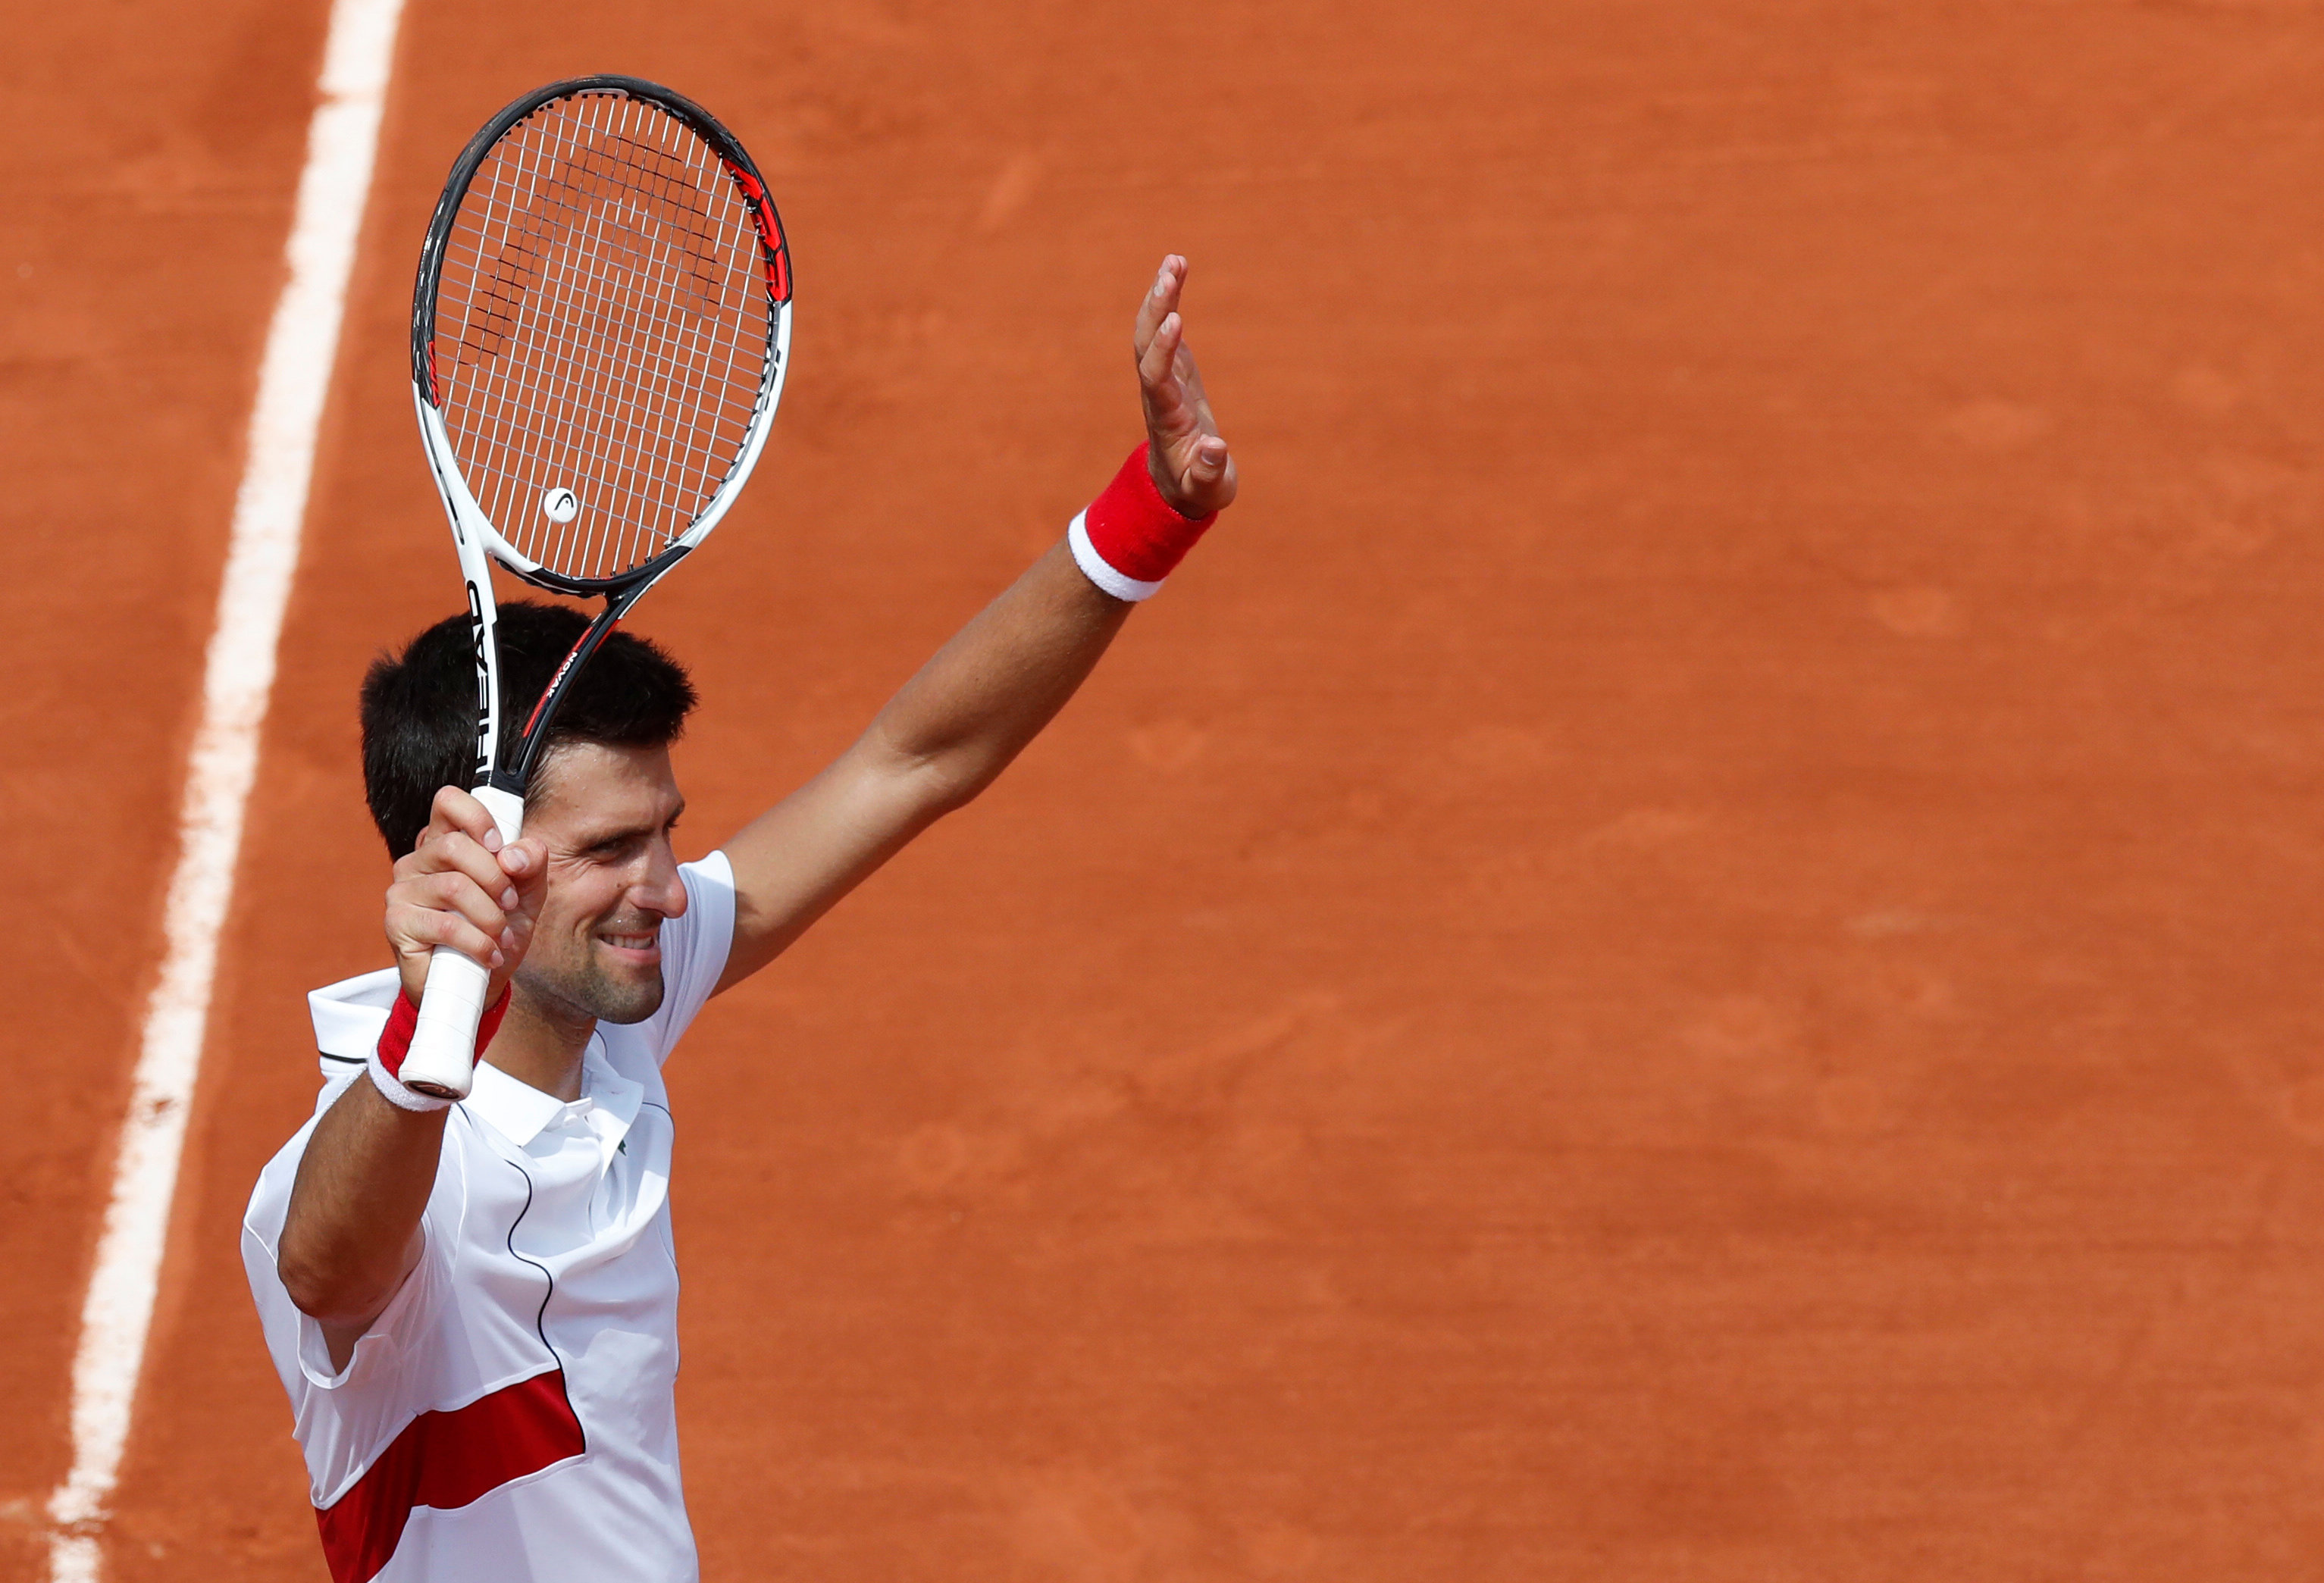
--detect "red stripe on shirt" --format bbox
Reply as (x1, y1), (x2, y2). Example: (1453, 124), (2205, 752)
(314, 1369), (585, 1582)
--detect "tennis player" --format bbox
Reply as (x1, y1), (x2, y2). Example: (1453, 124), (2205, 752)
(241, 257), (1236, 1583)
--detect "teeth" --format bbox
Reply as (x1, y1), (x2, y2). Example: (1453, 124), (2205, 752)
(601, 934), (656, 949)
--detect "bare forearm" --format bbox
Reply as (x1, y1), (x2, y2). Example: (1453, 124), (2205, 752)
(713, 259), (1233, 990)
(868, 538), (1131, 802)
(277, 1078), (443, 1324)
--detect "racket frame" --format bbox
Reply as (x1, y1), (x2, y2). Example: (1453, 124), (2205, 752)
(399, 76), (791, 1098)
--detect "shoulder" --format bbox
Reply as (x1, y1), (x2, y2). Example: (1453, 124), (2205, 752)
(662, 851), (736, 1002)
(246, 967), (403, 1241)
(678, 850), (735, 924)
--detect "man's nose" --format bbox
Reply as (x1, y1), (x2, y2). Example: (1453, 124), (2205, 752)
(631, 845), (689, 918)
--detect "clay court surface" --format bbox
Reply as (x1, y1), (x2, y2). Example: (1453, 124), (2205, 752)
(14, 0), (2324, 1576)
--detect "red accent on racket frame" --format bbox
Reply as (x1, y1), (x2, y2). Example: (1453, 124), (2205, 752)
(519, 619), (615, 744)
(722, 162), (792, 302)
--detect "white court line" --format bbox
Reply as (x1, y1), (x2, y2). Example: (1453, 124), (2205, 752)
(46, 0), (405, 1576)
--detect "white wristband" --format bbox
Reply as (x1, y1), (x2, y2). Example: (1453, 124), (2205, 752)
(369, 1046), (453, 1112)
(1068, 511), (1167, 602)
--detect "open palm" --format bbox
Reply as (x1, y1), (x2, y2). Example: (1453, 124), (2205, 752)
(1135, 256), (1238, 518)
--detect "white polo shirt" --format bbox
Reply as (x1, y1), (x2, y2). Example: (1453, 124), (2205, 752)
(243, 853), (735, 1583)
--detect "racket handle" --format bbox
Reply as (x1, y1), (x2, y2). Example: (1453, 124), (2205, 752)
(400, 786), (526, 1100)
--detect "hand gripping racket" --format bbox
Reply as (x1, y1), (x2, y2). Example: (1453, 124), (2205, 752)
(401, 76), (792, 1099)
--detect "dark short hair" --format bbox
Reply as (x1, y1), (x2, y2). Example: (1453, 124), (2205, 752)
(360, 600), (697, 858)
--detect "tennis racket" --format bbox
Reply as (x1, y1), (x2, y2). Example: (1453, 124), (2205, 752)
(401, 76), (793, 1099)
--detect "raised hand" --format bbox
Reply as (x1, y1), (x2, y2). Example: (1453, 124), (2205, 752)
(1135, 255), (1238, 518)
(384, 785), (547, 1006)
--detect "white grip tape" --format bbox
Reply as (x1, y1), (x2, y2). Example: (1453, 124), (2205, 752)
(398, 784), (525, 1100)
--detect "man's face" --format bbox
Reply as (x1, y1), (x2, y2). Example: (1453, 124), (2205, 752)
(514, 740), (688, 1026)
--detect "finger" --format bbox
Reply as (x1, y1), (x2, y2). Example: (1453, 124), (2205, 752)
(1172, 341), (1213, 413)
(388, 900), (506, 968)
(1203, 445), (1239, 511)
(395, 868), (511, 940)
(496, 835), (546, 882)
(1157, 428), (1237, 518)
(427, 784), (504, 853)
(1139, 311), (1187, 405)
(490, 893), (537, 985)
(409, 829), (520, 909)
(434, 871), (511, 938)
(506, 843), (550, 927)
(1131, 255), (1184, 362)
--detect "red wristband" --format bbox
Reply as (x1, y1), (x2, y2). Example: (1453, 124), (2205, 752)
(1067, 443), (1218, 601)
(376, 984), (509, 1080)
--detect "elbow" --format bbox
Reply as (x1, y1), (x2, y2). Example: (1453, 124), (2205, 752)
(858, 711), (1022, 823)
(917, 756), (999, 818)
(276, 1247), (341, 1322)
(277, 1244), (387, 1326)
(877, 740), (1001, 823)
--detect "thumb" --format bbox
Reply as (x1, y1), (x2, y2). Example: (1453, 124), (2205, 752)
(501, 838), (550, 912)
(1182, 436), (1236, 512)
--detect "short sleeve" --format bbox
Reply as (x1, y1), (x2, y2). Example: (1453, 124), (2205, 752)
(287, 1219), (446, 1394)
(309, 967), (401, 1081)
(631, 851), (735, 1066)
(242, 1118), (453, 1503)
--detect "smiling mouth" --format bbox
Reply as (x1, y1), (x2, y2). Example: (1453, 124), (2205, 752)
(598, 931), (659, 952)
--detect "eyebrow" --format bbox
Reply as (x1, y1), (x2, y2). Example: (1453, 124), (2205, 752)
(575, 800), (687, 849)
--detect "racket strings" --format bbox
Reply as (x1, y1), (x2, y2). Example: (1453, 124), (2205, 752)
(466, 94), (753, 575)
(459, 140), (719, 360)
(431, 89), (770, 583)
(471, 95), (754, 577)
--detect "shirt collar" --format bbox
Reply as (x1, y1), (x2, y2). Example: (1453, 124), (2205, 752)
(466, 1036), (644, 1148)
(578, 1038), (644, 1134)
(303, 968), (644, 1148)
(464, 1059), (566, 1147)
